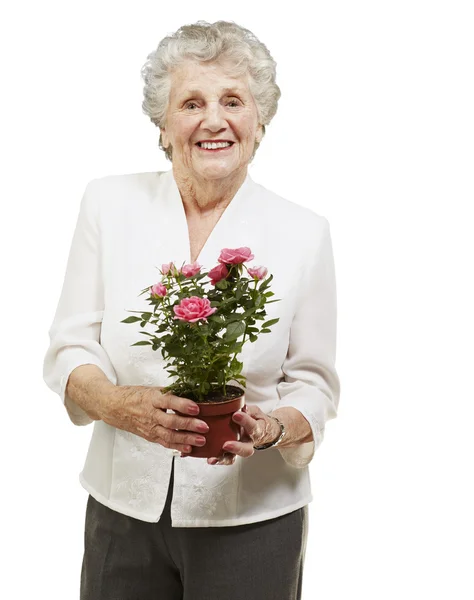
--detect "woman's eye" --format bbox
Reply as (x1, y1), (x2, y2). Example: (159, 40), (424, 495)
(185, 100), (239, 109)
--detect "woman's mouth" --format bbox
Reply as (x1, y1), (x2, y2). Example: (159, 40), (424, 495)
(195, 141), (235, 152)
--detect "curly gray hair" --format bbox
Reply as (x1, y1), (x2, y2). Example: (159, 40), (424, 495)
(140, 20), (281, 162)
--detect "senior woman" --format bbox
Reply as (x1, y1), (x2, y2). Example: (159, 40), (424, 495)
(43, 20), (340, 600)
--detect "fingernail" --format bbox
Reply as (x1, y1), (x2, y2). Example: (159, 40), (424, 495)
(209, 458), (218, 465)
(188, 405), (199, 415)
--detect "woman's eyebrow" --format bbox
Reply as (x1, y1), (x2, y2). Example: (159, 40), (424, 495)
(221, 87), (245, 95)
(182, 87), (245, 97)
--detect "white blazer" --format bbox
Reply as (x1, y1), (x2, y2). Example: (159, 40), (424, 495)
(43, 168), (340, 526)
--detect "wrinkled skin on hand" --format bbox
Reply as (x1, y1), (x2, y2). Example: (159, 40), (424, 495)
(180, 404), (281, 465)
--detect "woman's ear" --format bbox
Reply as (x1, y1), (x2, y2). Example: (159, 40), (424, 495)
(160, 127), (169, 149)
(256, 124), (264, 144)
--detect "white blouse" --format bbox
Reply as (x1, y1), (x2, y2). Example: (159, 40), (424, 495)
(43, 169), (340, 526)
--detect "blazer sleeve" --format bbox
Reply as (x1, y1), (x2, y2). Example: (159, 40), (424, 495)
(42, 179), (118, 426)
(275, 216), (340, 468)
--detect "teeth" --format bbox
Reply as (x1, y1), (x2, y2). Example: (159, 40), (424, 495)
(199, 141), (232, 149)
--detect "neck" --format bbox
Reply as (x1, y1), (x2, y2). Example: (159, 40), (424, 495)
(172, 166), (248, 218)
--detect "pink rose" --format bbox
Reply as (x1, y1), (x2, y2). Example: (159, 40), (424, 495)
(248, 265), (268, 280)
(218, 247), (254, 265)
(208, 263), (229, 285)
(180, 261), (202, 278)
(150, 282), (167, 297)
(161, 262), (178, 276)
(173, 296), (217, 323)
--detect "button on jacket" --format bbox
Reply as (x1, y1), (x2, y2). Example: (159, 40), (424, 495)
(43, 169), (340, 526)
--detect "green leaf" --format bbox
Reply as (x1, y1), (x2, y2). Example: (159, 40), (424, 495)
(226, 314), (244, 323)
(227, 341), (244, 353)
(131, 341), (152, 346)
(262, 318), (280, 328)
(167, 343), (185, 357)
(121, 316), (142, 323)
(258, 273), (273, 291)
(223, 321), (246, 342)
(260, 328), (272, 333)
(231, 359), (243, 374)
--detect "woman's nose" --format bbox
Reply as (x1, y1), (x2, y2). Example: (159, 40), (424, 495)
(201, 102), (227, 130)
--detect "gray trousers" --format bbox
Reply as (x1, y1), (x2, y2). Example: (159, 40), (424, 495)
(80, 457), (308, 600)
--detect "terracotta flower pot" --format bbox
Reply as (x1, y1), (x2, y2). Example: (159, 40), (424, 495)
(174, 385), (246, 458)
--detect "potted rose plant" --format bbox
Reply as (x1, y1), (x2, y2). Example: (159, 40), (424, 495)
(121, 247), (280, 458)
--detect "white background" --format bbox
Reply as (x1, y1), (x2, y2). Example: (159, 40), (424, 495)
(2, 1), (473, 598)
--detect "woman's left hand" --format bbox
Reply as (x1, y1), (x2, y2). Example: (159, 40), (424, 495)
(206, 404), (281, 466)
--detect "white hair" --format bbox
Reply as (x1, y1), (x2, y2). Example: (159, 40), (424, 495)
(140, 20), (281, 162)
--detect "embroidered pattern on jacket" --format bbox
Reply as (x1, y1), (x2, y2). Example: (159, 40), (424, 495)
(112, 429), (166, 510)
(127, 346), (159, 386)
(187, 473), (237, 516)
(178, 461), (239, 517)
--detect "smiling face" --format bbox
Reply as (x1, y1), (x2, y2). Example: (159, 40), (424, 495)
(160, 60), (263, 185)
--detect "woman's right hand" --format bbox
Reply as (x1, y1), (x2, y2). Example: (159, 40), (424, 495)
(99, 385), (209, 454)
